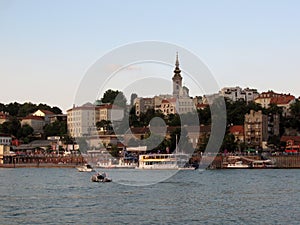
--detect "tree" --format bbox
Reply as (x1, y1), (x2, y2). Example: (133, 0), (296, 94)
(6, 102), (20, 116)
(17, 102), (38, 117)
(101, 89), (127, 107)
(221, 133), (237, 152)
(44, 121), (67, 137)
(290, 100), (300, 118)
(0, 118), (21, 136)
(17, 124), (34, 139)
(167, 113), (180, 126)
(96, 120), (112, 131)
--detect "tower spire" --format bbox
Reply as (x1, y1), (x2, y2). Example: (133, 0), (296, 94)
(172, 52), (182, 98)
(175, 51), (179, 67)
(173, 52), (181, 75)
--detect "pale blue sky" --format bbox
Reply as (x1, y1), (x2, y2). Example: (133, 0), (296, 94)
(1, 0), (300, 112)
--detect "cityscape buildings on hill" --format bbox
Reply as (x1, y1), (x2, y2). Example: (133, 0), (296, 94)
(0, 53), (300, 160)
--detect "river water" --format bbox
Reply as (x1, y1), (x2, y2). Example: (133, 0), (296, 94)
(0, 168), (300, 224)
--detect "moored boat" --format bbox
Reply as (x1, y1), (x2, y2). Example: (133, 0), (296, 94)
(137, 153), (195, 170)
(226, 161), (250, 169)
(76, 163), (95, 172)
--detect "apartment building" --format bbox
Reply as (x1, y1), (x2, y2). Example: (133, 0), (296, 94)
(244, 110), (268, 149)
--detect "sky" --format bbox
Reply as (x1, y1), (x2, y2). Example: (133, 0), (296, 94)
(1, 0), (300, 113)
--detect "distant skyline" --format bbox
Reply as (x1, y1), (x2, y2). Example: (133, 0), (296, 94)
(1, 0), (300, 113)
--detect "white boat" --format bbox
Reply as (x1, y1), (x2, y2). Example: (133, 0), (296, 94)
(76, 163), (95, 172)
(137, 153), (195, 170)
(226, 161), (250, 169)
(96, 158), (137, 169)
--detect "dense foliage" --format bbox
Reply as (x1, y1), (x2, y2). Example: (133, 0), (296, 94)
(101, 89), (127, 107)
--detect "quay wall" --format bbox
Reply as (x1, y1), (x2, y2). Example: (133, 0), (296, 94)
(195, 154), (300, 169)
(270, 155), (300, 168)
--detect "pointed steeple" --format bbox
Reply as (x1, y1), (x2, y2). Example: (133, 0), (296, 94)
(175, 52), (179, 67)
(173, 52), (181, 76)
(172, 52), (182, 98)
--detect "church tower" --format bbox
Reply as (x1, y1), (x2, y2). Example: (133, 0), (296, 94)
(172, 52), (182, 98)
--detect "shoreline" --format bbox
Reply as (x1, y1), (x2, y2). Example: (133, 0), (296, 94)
(0, 163), (79, 168)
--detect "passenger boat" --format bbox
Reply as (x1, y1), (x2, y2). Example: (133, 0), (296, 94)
(76, 163), (95, 172)
(96, 158), (137, 169)
(137, 153), (195, 170)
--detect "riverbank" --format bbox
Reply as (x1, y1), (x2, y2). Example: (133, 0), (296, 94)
(205, 154), (300, 169)
(3, 154), (300, 169)
(0, 163), (79, 168)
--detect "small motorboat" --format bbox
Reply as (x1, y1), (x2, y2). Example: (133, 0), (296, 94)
(91, 172), (112, 182)
(76, 163), (95, 172)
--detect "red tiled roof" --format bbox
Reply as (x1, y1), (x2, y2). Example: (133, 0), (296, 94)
(270, 95), (295, 105)
(161, 98), (177, 104)
(280, 136), (300, 145)
(255, 91), (295, 104)
(229, 125), (244, 134)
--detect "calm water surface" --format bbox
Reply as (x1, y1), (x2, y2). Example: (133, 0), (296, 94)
(0, 168), (300, 224)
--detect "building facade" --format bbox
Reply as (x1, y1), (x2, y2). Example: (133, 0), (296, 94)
(32, 109), (55, 124)
(135, 97), (155, 117)
(244, 110), (268, 149)
(254, 91), (295, 116)
(21, 115), (45, 134)
(220, 86), (259, 103)
(0, 134), (12, 146)
(67, 103), (96, 138)
(96, 104), (124, 122)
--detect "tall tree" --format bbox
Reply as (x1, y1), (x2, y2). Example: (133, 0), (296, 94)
(101, 89), (127, 107)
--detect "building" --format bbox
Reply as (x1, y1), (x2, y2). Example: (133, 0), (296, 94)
(0, 134), (12, 146)
(160, 98), (177, 115)
(0, 112), (9, 124)
(254, 91), (295, 115)
(32, 109), (55, 124)
(229, 125), (245, 143)
(220, 86), (259, 103)
(67, 103), (96, 138)
(135, 97), (155, 117)
(123, 125), (211, 150)
(171, 53), (195, 114)
(49, 114), (67, 123)
(133, 54), (195, 116)
(0, 144), (11, 164)
(267, 113), (280, 137)
(244, 110), (268, 149)
(21, 115), (45, 134)
(96, 104), (124, 122)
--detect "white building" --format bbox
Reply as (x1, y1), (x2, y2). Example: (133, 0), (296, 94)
(0, 134), (12, 146)
(67, 103), (96, 138)
(220, 86), (259, 103)
(171, 53), (195, 114)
